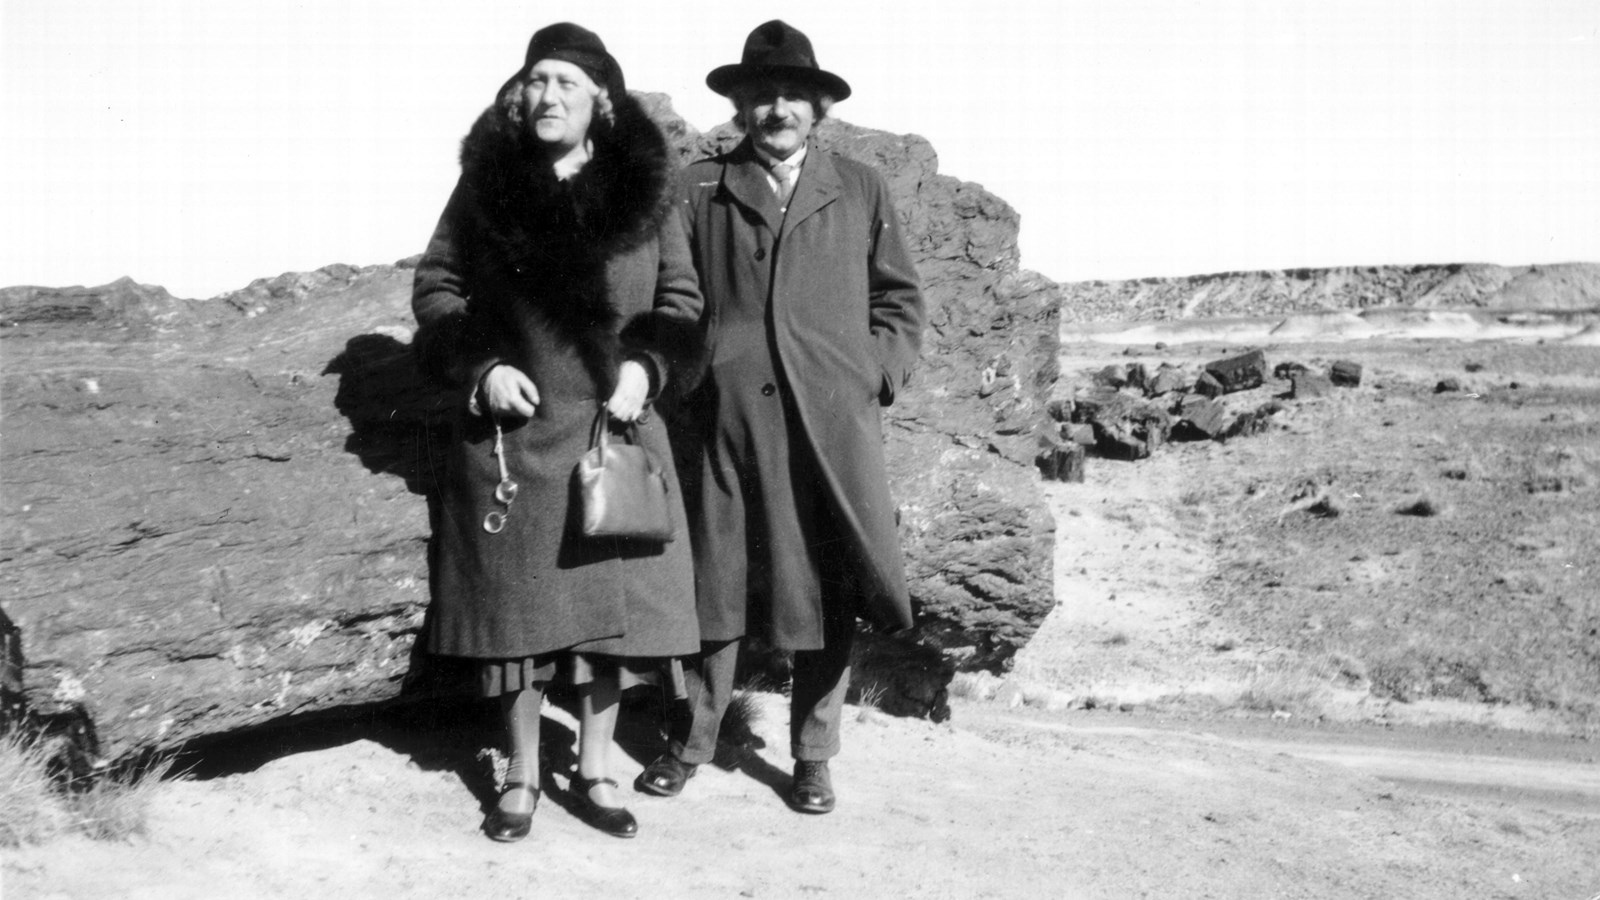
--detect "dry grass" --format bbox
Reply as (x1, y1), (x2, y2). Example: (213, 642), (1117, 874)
(66, 756), (173, 842)
(1192, 368), (1600, 731)
(0, 730), (68, 846)
(713, 688), (768, 764)
(1234, 663), (1331, 717)
(851, 682), (887, 723)
(0, 730), (173, 846)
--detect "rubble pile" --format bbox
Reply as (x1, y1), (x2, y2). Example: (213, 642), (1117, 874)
(1037, 349), (1364, 479)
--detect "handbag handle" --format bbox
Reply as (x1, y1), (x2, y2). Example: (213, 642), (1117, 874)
(588, 403), (645, 464)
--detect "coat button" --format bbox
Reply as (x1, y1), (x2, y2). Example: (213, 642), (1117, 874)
(760, 383), (776, 396)
(753, 247), (767, 261)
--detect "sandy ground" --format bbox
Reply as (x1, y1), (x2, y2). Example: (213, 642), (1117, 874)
(6, 313), (1600, 899)
(4, 687), (1597, 900)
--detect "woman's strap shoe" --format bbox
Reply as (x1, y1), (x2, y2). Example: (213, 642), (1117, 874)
(570, 775), (639, 838)
(634, 752), (697, 797)
(787, 760), (835, 814)
(484, 781), (539, 842)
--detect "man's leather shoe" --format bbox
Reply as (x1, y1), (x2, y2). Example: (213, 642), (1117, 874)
(484, 782), (538, 842)
(787, 760), (835, 814)
(635, 752), (697, 797)
(570, 775), (638, 838)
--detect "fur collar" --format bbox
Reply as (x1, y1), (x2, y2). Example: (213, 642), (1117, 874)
(456, 92), (671, 336)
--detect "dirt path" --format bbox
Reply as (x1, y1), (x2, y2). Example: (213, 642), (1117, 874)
(6, 692), (1598, 899)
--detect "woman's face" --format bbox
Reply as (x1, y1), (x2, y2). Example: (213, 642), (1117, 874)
(524, 59), (601, 152)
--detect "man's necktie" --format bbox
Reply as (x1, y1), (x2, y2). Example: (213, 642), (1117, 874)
(771, 162), (795, 205)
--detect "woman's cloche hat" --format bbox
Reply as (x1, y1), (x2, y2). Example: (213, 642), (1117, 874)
(706, 20), (851, 101)
(500, 22), (626, 100)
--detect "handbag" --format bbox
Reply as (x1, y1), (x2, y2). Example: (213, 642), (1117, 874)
(576, 403), (674, 542)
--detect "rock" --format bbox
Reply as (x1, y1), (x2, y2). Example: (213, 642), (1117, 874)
(1330, 360), (1364, 387)
(851, 631), (953, 723)
(0, 101), (1059, 758)
(1193, 371), (1226, 398)
(1125, 362), (1149, 393)
(1062, 422), (1097, 446)
(1, 607), (23, 733)
(1086, 396), (1172, 459)
(1174, 396), (1230, 440)
(1226, 402), (1286, 439)
(1435, 377), (1463, 393)
(1036, 434), (1086, 483)
(1145, 365), (1187, 397)
(1070, 386), (1128, 423)
(1094, 364), (1129, 388)
(1202, 349), (1269, 394)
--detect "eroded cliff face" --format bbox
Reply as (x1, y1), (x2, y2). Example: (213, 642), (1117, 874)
(1058, 262), (1600, 323)
(0, 99), (1060, 758)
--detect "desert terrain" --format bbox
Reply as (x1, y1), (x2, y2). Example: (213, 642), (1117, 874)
(6, 316), (1599, 900)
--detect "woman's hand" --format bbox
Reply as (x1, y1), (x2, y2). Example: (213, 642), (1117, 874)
(478, 364), (540, 418)
(605, 360), (651, 422)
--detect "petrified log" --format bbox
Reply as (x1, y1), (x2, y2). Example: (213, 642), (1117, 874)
(1226, 401), (1287, 439)
(1, 107), (1062, 758)
(1061, 422), (1097, 446)
(1125, 362), (1149, 393)
(1069, 386), (1124, 423)
(1273, 361), (1309, 380)
(1145, 365), (1187, 397)
(1202, 349), (1269, 394)
(1330, 360), (1364, 386)
(1174, 396), (1230, 440)
(1036, 433), (1087, 483)
(1085, 396), (1171, 459)
(1, 608), (22, 732)
(1094, 364), (1128, 388)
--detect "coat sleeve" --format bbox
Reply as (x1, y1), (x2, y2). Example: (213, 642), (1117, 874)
(411, 177), (509, 408)
(620, 206), (706, 402)
(864, 172), (926, 406)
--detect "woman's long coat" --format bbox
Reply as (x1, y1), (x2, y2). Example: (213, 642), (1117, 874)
(411, 93), (702, 661)
(675, 139), (925, 650)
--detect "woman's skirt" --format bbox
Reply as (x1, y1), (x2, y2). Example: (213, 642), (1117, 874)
(479, 651), (686, 698)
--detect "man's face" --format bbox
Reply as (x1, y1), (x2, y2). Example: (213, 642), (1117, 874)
(736, 80), (816, 161)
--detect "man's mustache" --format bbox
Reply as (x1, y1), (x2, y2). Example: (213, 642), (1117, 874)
(758, 116), (796, 131)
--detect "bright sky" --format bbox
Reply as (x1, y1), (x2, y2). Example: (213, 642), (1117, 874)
(3, 0), (1597, 298)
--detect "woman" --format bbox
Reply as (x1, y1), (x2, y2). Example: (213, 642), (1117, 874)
(411, 22), (701, 842)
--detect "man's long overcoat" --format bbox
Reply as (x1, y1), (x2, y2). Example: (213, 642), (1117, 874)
(675, 139), (924, 650)
(411, 94), (702, 662)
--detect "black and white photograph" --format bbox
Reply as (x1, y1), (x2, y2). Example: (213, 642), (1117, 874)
(3, 2), (1598, 897)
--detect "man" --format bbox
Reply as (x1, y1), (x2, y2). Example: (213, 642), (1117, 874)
(637, 20), (924, 815)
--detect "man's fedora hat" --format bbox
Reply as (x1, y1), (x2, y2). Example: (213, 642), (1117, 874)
(706, 20), (851, 101)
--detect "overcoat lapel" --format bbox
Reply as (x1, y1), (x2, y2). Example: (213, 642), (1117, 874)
(720, 145), (784, 233)
(779, 147), (842, 241)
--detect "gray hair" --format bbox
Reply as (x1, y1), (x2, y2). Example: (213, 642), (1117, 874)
(498, 71), (614, 132)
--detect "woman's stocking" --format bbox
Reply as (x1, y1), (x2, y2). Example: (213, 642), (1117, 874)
(577, 674), (621, 807)
(499, 686), (543, 813)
